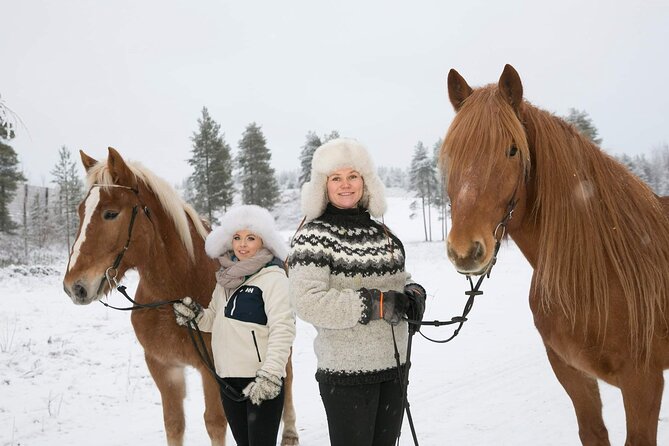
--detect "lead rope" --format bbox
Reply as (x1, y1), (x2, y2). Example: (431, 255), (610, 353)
(99, 285), (247, 401)
(88, 184), (246, 401)
(186, 317), (248, 402)
(393, 194), (518, 445)
(403, 196), (515, 343)
(393, 324), (418, 446)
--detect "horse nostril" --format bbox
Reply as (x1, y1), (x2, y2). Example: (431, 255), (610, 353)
(73, 282), (87, 300)
(447, 245), (457, 261)
(472, 241), (485, 261)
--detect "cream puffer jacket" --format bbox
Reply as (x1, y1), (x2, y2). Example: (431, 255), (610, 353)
(197, 265), (295, 379)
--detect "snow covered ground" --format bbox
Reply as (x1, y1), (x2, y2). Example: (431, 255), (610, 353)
(2, 192), (669, 445)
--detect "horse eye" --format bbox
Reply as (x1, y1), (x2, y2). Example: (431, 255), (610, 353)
(507, 145), (518, 157)
(103, 210), (119, 220)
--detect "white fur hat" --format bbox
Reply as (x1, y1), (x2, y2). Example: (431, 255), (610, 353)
(301, 138), (387, 221)
(205, 205), (289, 260)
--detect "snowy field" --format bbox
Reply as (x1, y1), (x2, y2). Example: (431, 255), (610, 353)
(2, 192), (669, 445)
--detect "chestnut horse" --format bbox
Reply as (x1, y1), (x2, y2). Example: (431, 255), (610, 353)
(442, 65), (669, 445)
(62, 147), (298, 446)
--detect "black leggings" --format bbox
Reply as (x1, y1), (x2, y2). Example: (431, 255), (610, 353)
(220, 377), (285, 446)
(319, 378), (405, 446)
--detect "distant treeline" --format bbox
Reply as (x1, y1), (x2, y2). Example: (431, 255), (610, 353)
(1, 105), (667, 264)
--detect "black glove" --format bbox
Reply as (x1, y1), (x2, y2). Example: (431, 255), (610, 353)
(404, 283), (427, 334)
(359, 288), (410, 326)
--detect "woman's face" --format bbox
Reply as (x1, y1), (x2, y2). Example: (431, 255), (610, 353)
(326, 168), (364, 209)
(232, 230), (264, 260)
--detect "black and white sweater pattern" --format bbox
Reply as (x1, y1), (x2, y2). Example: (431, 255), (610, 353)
(288, 205), (410, 385)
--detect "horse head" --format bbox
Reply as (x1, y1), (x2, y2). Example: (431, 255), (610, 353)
(442, 64), (532, 274)
(63, 147), (158, 304)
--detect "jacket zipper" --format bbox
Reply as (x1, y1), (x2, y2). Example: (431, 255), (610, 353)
(251, 330), (262, 362)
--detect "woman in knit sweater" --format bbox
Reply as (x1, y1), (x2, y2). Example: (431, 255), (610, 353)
(288, 138), (426, 446)
(173, 205), (295, 446)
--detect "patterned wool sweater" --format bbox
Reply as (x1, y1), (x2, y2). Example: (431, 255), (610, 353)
(288, 204), (410, 385)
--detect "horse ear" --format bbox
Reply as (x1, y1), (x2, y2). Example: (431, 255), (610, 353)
(447, 69), (473, 111)
(106, 147), (136, 187)
(80, 150), (98, 172)
(498, 64), (523, 111)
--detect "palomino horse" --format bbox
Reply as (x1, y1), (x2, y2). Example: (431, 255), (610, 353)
(442, 65), (669, 445)
(62, 147), (299, 446)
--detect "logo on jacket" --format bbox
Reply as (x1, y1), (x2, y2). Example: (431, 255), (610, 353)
(224, 285), (267, 325)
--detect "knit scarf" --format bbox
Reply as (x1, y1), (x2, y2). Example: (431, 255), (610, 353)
(216, 248), (274, 291)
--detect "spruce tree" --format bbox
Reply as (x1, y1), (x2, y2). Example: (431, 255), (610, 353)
(187, 107), (234, 224)
(431, 139), (448, 240)
(29, 190), (45, 248)
(51, 146), (83, 248)
(409, 141), (439, 241)
(298, 130), (340, 186)
(617, 148), (669, 195)
(29, 187), (54, 248)
(564, 108), (603, 145)
(236, 123), (279, 209)
(631, 154), (652, 185)
(323, 131), (340, 144)
(298, 132), (322, 186)
(0, 109), (25, 234)
(653, 143), (669, 194)
(0, 94), (17, 141)
(377, 166), (408, 189)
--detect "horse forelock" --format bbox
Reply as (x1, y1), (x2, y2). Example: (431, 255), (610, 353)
(85, 161), (209, 262)
(524, 104), (669, 365)
(442, 85), (530, 191)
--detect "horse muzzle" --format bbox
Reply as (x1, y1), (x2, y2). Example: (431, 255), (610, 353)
(446, 238), (491, 274)
(63, 278), (105, 305)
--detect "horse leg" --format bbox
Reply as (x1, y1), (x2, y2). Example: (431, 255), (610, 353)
(145, 355), (186, 446)
(619, 368), (663, 446)
(199, 368), (228, 446)
(544, 346), (611, 446)
(280, 351), (299, 445)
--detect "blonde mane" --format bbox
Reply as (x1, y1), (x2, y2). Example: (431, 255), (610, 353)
(444, 85), (669, 363)
(86, 160), (209, 262)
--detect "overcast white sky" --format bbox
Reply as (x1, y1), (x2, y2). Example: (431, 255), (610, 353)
(2, 0), (668, 186)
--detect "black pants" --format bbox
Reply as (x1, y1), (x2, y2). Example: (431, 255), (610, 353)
(220, 377), (285, 446)
(319, 378), (405, 446)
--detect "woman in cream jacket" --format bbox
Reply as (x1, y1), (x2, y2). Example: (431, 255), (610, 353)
(174, 205), (295, 446)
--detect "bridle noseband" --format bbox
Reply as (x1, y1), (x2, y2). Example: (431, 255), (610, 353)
(395, 188), (519, 446)
(86, 183), (152, 300)
(82, 183), (248, 402)
(405, 190), (518, 344)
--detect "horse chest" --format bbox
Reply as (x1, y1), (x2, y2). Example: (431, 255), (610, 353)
(131, 311), (182, 352)
(530, 304), (625, 382)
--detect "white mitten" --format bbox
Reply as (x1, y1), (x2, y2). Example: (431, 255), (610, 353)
(173, 297), (204, 326)
(243, 369), (283, 406)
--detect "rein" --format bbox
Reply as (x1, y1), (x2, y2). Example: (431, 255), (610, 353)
(88, 183), (247, 402)
(88, 184), (182, 311)
(100, 278), (247, 402)
(395, 192), (517, 446)
(407, 188), (518, 344)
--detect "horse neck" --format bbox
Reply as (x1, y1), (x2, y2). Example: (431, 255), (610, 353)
(135, 203), (216, 303)
(507, 105), (594, 268)
(507, 200), (541, 269)
(505, 103), (669, 365)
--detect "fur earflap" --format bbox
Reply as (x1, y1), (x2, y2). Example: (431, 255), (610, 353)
(301, 138), (387, 221)
(205, 205), (288, 260)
